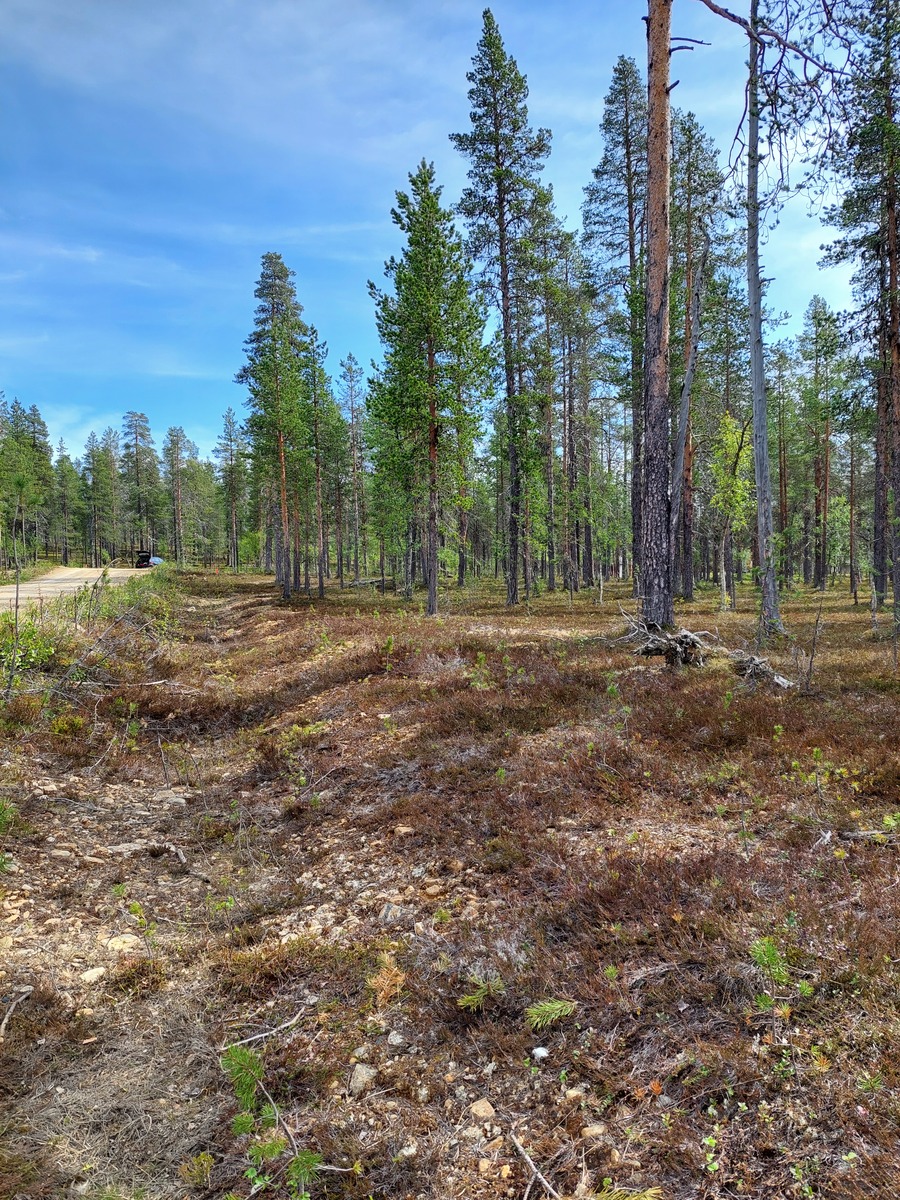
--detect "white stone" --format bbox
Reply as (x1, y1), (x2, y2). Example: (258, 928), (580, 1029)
(106, 934), (143, 953)
(348, 1063), (378, 1097)
(581, 1124), (608, 1141)
(469, 1098), (495, 1120)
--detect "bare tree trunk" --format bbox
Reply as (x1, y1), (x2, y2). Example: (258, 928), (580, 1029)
(670, 228), (709, 596)
(292, 496), (302, 594)
(777, 378), (790, 587)
(427, 342), (439, 617)
(874, 318), (890, 604)
(543, 307), (557, 593)
(849, 423), (859, 604)
(747, 0), (784, 635)
(642, 0), (674, 627)
(313, 408), (325, 602)
(276, 432), (291, 598)
(819, 409), (831, 591)
(350, 395), (361, 585)
(887, 125), (900, 632)
(457, 505), (468, 588)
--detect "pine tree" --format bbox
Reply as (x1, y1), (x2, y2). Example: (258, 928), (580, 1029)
(303, 326), (329, 599)
(237, 252), (308, 598)
(0, 398), (53, 568)
(583, 55), (647, 590)
(369, 160), (486, 616)
(824, 0), (900, 616)
(799, 297), (841, 590)
(450, 9), (550, 606)
(162, 427), (196, 564)
(214, 408), (248, 571)
(82, 431), (119, 566)
(339, 354), (366, 582)
(669, 110), (722, 600)
(122, 412), (161, 557)
(52, 441), (82, 566)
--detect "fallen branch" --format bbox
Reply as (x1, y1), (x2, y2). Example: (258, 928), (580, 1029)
(728, 651), (793, 689)
(509, 1132), (562, 1200)
(0, 985), (33, 1040)
(839, 830), (900, 846)
(147, 842), (188, 865)
(223, 1008), (308, 1051)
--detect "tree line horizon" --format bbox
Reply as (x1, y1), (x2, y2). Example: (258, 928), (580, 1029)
(1, 4), (898, 630)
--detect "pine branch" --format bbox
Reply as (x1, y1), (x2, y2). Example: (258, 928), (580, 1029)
(692, 0), (847, 75)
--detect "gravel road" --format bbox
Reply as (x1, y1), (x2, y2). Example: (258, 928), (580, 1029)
(0, 566), (143, 611)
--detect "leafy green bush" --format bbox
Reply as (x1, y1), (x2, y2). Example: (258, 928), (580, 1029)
(0, 616), (56, 685)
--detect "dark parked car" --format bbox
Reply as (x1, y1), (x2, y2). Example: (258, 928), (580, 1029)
(135, 552), (152, 569)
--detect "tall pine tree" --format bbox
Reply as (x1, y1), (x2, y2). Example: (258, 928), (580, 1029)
(450, 9), (550, 606)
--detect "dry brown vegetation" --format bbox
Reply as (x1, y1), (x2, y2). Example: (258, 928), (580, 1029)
(1, 570), (899, 1199)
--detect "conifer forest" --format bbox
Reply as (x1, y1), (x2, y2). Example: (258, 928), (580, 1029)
(1, 4), (897, 629)
(5, 5), (900, 1200)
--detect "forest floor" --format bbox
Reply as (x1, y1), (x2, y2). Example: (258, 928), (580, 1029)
(1, 568), (899, 1200)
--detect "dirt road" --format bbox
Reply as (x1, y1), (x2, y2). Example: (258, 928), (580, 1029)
(0, 566), (142, 611)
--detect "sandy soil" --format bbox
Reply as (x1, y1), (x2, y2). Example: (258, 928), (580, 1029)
(0, 568), (143, 611)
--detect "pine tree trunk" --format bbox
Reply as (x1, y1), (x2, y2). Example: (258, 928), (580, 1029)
(427, 343), (439, 617)
(313, 401), (325, 601)
(874, 321), (889, 604)
(849, 424), (858, 603)
(497, 192), (520, 607)
(778, 385), (790, 587)
(671, 229), (708, 600)
(718, 529), (728, 612)
(544, 309), (557, 593)
(457, 505), (468, 588)
(276, 432), (291, 599)
(747, 0), (783, 635)
(351, 398), (361, 585)
(887, 116), (900, 629)
(820, 412), (831, 591)
(642, 0), (674, 627)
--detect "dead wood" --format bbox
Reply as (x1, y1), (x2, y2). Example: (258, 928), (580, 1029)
(616, 610), (794, 686)
(727, 650), (793, 689)
(615, 611), (713, 667)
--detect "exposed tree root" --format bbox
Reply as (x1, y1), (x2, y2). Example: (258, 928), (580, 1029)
(616, 611), (794, 686)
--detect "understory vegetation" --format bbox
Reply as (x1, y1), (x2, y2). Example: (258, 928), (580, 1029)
(0, 569), (898, 1198)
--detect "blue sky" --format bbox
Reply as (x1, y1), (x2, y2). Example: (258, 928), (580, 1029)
(0, 0), (851, 460)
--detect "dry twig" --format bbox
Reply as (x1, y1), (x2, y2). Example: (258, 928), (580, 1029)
(509, 1132), (562, 1200)
(0, 984), (33, 1040)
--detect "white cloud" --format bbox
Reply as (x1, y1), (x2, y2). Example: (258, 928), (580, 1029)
(0, 332), (51, 357)
(40, 401), (123, 456)
(142, 354), (227, 381)
(0, 0), (468, 163)
(0, 0), (854, 427)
